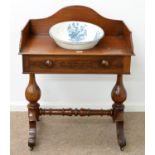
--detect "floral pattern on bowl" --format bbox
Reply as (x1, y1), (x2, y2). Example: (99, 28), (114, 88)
(67, 22), (87, 42)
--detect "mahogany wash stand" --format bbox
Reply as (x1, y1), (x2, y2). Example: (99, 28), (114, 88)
(19, 6), (134, 151)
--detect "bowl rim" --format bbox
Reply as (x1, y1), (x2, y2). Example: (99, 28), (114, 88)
(49, 21), (104, 45)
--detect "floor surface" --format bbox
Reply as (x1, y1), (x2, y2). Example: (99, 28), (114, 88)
(10, 112), (145, 155)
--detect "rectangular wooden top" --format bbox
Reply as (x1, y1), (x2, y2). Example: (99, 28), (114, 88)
(20, 35), (134, 56)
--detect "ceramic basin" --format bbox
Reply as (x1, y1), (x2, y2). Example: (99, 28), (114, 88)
(49, 21), (104, 50)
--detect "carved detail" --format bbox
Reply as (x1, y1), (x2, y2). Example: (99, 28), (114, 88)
(25, 74), (41, 150)
(40, 108), (113, 116)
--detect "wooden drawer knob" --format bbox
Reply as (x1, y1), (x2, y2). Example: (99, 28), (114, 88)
(45, 60), (53, 67)
(101, 60), (109, 66)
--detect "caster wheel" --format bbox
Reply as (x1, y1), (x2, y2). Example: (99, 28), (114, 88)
(120, 147), (124, 151)
(29, 146), (33, 151)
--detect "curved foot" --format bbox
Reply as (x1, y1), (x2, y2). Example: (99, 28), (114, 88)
(28, 128), (36, 150)
(116, 121), (126, 151)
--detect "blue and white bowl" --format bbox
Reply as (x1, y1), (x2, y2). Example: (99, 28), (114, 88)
(49, 21), (104, 50)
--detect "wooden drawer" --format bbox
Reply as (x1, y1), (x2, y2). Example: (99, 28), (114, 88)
(23, 55), (131, 74)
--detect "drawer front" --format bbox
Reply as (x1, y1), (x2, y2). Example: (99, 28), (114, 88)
(23, 55), (131, 74)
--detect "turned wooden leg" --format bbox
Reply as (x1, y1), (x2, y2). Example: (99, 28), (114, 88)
(111, 74), (127, 151)
(25, 74), (41, 150)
